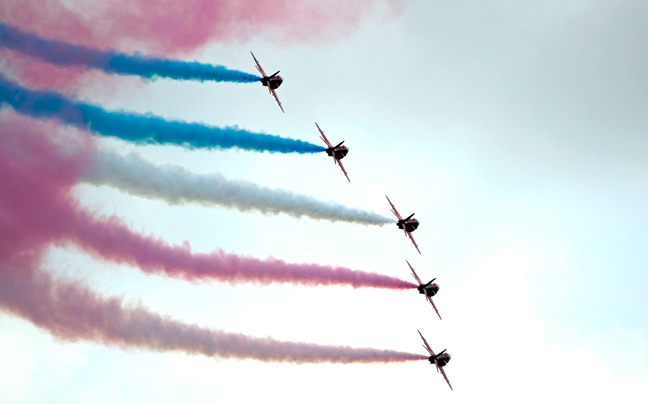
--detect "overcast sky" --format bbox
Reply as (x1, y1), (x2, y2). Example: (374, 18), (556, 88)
(1, 1), (647, 403)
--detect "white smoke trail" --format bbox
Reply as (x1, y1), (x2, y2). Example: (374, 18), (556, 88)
(82, 149), (393, 225)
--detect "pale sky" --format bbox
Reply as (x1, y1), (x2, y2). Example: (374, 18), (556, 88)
(1, 1), (647, 403)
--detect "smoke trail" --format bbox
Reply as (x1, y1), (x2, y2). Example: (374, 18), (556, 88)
(0, 2), (402, 90)
(0, 115), (92, 269)
(0, 118), (425, 364)
(70, 210), (414, 289)
(0, 74), (324, 153)
(83, 149), (394, 225)
(0, 23), (261, 83)
(1, 1), (399, 54)
(0, 268), (425, 364)
(0, 113), (412, 290)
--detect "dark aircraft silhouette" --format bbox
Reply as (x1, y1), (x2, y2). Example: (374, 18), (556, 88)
(316, 122), (350, 182)
(251, 51), (284, 112)
(386, 196), (420, 254)
(418, 330), (452, 390)
(408, 261), (442, 319)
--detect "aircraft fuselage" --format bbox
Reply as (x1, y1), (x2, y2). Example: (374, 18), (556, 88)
(397, 218), (419, 233)
(419, 283), (439, 297)
(261, 76), (283, 90)
(326, 145), (348, 160)
(430, 352), (451, 367)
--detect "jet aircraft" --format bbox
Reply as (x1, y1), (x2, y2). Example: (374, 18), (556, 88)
(418, 330), (453, 391)
(408, 261), (442, 319)
(386, 196), (420, 254)
(316, 122), (350, 182)
(251, 51), (284, 113)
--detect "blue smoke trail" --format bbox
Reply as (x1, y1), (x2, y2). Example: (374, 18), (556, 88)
(0, 75), (325, 153)
(0, 22), (261, 83)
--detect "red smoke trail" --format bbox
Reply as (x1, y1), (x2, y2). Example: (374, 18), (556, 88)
(2, 1), (400, 53)
(0, 267), (425, 364)
(69, 214), (416, 289)
(0, 116), (424, 363)
(1, 1), (402, 88)
(0, 116), (92, 264)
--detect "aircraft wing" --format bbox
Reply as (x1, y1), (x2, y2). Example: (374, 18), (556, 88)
(426, 295), (442, 320)
(385, 196), (403, 221)
(407, 260), (423, 285)
(407, 231), (422, 255)
(250, 51), (267, 77)
(315, 122), (332, 147)
(335, 157), (351, 182)
(269, 87), (284, 113)
(417, 330), (434, 356)
(439, 367), (453, 391)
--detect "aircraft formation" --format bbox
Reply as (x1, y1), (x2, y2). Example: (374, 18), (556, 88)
(0, 21), (454, 392)
(250, 52), (453, 391)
